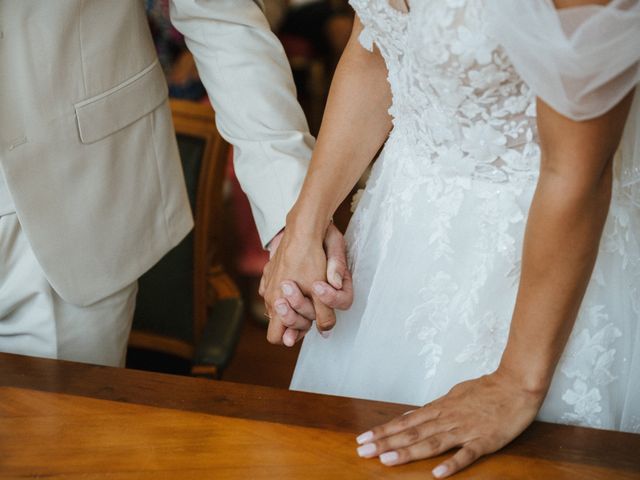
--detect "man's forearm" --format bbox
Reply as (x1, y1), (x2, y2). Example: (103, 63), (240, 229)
(170, 0), (313, 246)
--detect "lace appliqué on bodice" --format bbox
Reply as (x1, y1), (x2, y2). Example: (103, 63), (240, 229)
(351, 0), (540, 186)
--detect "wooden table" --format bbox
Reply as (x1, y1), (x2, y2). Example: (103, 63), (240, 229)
(1, 353), (638, 479)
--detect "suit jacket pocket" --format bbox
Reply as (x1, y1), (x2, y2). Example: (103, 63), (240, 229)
(74, 60), (168, 144)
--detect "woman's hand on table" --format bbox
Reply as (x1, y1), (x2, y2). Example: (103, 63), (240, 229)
(259, 223), (353, 347)
(355, 370), (546, 477)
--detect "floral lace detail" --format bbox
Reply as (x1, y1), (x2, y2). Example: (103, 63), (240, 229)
(561, 380), (604, 426)
(349, 0), (408, 58)
(604, 187), (640, 316)
(349, 0), (541, 185)
(558, 305), (623, 428)
(405, 272), (460, 378)
(455, 311), (509, 372)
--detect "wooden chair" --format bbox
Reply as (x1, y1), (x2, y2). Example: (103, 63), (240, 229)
(128, 99), (244, 379)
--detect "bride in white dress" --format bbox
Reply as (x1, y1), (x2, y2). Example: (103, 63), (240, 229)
(260, 0), (640, 476)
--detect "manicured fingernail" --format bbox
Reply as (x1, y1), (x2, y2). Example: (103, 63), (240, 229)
(379, 451), (399, 465)
(356, 443), (376, 458)
(402, 409), (416, 416)
(356, 431), (373, 445)
(275, 303), (288, 315)
(332, 272), (343, 289)
(281, 283), (293, 296)
(320, 329), (332, 339)
(283, 331), (295, 347)
(313, 283), (326, 295)
(432, 465), (448, 478)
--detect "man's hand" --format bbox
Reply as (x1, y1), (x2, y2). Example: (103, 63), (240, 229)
(259, 223), (354, 346)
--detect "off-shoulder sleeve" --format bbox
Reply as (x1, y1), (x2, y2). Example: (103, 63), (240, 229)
(487, 0), (640, 187)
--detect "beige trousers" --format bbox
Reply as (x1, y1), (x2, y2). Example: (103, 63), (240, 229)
(0, 213), (137, 367)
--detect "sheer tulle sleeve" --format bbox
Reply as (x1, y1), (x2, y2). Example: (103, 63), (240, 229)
(487, 0), (640, 187)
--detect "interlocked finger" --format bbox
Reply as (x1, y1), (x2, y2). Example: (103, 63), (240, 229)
(312, 295), (336, 332)
(280, 281), (316, 320)
(265, 301), (287, 345)
(312, 272), (353, 310)
(274, 298), (313, 331)
(283, 327), (308, 347)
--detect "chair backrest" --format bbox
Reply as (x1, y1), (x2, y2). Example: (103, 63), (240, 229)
(129, 99), (230, 360)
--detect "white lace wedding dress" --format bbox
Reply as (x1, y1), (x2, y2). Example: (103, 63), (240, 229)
(290, 0), (640, 433)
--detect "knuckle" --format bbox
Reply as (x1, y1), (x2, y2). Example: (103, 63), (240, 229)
(463, 446), (479, 462)
(317, 315), (336, 329)
(289, 297), (303, 310)
(447, 458), (460, 472)
(329, 256), (347, 268)
(321, 289), (338, 304)
(374, 439), (387, 453)
(339, 295), (354, 309)
(294, 316), (309, 328)
(396, 448), (411, 463)
(317, 322), (335, 331)
(397, 416), (411, 430)
(280, 314), (295, 327)
(426, 436), (441, 451)
(404, 427), (421, 443)
(303, 305), (317, 319)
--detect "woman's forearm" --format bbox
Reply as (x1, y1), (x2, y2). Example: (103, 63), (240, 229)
(498, 93), (635, 393)
(499, 154), (612, 392)
(287, 17), (392, 238)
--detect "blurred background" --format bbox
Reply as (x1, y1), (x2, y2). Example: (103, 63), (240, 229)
(126, 0), (358, 389)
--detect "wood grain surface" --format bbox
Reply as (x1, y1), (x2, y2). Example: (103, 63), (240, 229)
(1, 353), (639, 479)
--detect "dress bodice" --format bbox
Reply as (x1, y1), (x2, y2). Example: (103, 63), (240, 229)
(350, 0), (541, 185)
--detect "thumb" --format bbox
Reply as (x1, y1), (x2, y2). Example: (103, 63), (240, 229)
(324, 225), (347, 289)
(312, 295), (336, 333)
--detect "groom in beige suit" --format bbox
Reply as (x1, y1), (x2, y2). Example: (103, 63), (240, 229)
(0, 0), (347, 367)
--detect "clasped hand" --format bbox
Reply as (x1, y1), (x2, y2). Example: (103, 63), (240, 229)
(259, 223), (353, 346)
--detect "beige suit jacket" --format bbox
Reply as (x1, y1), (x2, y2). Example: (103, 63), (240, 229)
(0, 0), (312, 306)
